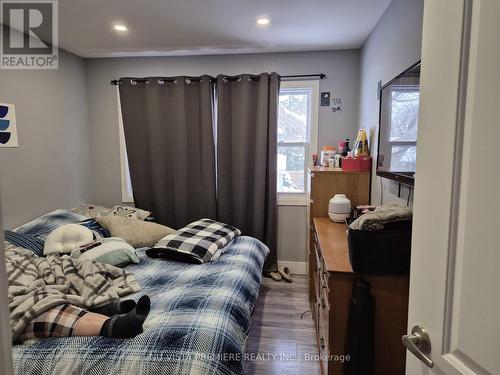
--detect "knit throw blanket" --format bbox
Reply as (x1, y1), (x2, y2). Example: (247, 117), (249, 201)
(349, 204), (413, 231)
(5, 244), (140, 342)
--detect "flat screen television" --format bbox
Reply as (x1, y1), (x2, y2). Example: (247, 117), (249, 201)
(377, 61), (420, 186)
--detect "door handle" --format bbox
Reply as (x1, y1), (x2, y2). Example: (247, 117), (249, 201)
(402, 325), (434, 368)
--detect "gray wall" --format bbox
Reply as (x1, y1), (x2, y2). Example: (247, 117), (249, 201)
(0, 49), (91, 228)
(358, 0), (424, 205)
(277, 205), (308, 264)
(86, 50), (360, 205)
(85, 50), (361, 263)
(0, 197), (13, 374)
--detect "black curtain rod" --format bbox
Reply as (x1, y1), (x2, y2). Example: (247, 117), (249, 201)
(110, 73), (325, 85)
(282, 73), (326, 80)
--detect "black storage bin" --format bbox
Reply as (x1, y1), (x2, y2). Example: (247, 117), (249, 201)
(346, 219), (412, 275)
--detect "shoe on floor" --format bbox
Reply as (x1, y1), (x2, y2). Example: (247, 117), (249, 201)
(268, 271), (283, 281)
(278, 267), (293, 283)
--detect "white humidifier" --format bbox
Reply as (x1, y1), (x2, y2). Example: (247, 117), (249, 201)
(328, 194), (351, 223)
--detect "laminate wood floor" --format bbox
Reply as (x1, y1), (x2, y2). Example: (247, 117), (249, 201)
(244, 275), (321, 375)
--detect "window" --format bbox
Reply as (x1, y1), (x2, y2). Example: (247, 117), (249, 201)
(277, 80), (319, 205)
(118, 82), (319, 205)
(388, 86), (419, 172)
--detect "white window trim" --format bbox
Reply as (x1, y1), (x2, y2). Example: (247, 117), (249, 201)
(277, 79), (319, 206)
(117, 88), (134, 203)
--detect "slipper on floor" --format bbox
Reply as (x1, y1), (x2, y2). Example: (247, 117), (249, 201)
(278, 267), (293, 283)
(268, 271), (283, 282)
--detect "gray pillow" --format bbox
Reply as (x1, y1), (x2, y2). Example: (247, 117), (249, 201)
(96, 216), (176, 248)
(70, 237), (139, 267)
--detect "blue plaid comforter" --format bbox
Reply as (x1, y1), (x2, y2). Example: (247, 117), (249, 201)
(12, 210), (269, 375)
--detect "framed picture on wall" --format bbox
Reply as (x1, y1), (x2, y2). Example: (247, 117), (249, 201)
(0, 103), (19, 147)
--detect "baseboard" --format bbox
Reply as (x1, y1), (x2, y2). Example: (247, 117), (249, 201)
(277, 261), (307, 275)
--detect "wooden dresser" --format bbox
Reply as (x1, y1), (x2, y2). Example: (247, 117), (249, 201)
(308, 167), (370, 219)
(310, 219), (410, 375)
(308, 168), (409, 375)
(307, 167), (370, 306)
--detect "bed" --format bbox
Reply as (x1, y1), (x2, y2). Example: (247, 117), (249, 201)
(11, 210), (269, 375)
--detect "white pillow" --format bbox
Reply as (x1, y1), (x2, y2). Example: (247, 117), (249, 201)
(44, 224), (94, 255)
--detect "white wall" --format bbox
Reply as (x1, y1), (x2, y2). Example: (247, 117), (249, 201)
(0, 49), (91, 228)
(277, 205), (308, 266)
(85, 50), (361, 264)
(358, 0), (424, 205)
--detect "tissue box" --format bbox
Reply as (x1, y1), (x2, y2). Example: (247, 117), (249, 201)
(342, 156), (372, 172)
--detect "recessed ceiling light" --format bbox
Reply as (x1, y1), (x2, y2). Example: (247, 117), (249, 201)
(256, 18), (270, 26)
(113, 24), (128, 32)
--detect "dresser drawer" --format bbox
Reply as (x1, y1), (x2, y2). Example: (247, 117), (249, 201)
(313, 230), (329, 290)
(320, 263), (329, 294)
(314, 270), (322, 313)
(312, 226), (331, 374)
(318, 301), (329, 375)
(313, 234), (323, 299)
(319, 287), (330, 347)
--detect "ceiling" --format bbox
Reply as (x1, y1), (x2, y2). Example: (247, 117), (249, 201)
(56, 0), (392, 58)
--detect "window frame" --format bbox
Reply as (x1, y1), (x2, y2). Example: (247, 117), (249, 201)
(277, 79), (319, 206)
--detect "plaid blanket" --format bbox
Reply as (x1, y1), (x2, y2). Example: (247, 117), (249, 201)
(12, 212), (269, 375)
(148, 218), (241, 263)
(6, 245), (140, 342)
(15, 209), (89, 240)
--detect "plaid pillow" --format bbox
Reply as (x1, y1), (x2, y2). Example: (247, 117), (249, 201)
(147, 219), (241, 264)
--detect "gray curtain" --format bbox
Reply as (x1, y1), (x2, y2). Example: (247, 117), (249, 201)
(216, 73), (281, 272)
(119, 76), (217, 229)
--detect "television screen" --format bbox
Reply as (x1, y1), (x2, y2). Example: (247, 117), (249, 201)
(377, 62), (420, 186)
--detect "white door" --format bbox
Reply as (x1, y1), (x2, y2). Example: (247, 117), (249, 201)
(405, 0), (500, 374)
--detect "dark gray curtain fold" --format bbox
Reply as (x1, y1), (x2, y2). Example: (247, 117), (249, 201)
(119, 76), (217, 229)
(216, 73), (280, 272)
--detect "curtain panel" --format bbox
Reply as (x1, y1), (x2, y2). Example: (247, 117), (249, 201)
(118, 73), (280, 272)
(216, 73), (280, 272)
(119, 76), (217, 229)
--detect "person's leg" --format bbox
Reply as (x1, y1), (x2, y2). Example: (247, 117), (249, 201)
(75, 296), (151, 338)
(89, 299), (136, 316)
(18, 296), (151, 342)
(18, 304), (91, 342)
(99, 295), (151, 338)
(73, 312), (108, 336)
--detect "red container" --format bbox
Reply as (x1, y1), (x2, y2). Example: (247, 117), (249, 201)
(341, 156), (372, 172)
